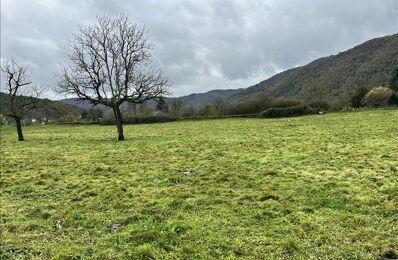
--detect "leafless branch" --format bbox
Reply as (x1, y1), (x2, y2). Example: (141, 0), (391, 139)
(58, 14), (168, 108)
(0, 58), (41, 118)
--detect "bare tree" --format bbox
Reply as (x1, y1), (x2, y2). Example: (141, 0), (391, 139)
(0, 58), (41, 141)
(213, 98), (227, 116)
(168, 98), (184, 117)
(58, 14), (168, 141)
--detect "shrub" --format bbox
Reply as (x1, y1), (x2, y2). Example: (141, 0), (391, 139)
(271, 99), (302, 108)
(81, 109), (103, 122)
(0, 114), (8, 126)
(196, 104), (218, 117)
(180, 106), (196, 117)
(228, 94), (273, 115)
(350, 87), (369, 108)
(309, 100), (331, 111)
(328, 91), (353, 111)
(258, 105), (319, 118)
(387, 93), (398, 106)
(364, 86), (392, 107)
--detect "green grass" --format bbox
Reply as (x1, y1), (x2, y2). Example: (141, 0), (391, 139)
(1, 110), (397, 259)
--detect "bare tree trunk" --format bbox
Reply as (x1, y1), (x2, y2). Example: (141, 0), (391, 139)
(14, 117), (24, 141)
(113, 106), (124, 141)
(44, 109), (49, 123)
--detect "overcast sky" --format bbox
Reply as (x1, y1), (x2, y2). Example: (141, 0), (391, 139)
(1, 0), (397, 98)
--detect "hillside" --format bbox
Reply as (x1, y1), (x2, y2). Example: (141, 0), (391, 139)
(59, 34), (398, 108)
(236, 34), (398, 100)
(178, 89), (242, 107)
(178, 34), (398, 106)
(61, 98), (107, 110)
(61, 89), (242, 110)
(0, 93), (82, 122)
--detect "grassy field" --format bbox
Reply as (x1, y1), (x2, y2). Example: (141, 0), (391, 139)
(1, 110), (397, 259)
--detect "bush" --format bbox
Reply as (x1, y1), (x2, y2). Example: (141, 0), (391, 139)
(0, 114), (8, 126)
(258, 105), (319, 118)
(350, 87), (369, 108)
(228, 94), (273, 115)
(271, 99), (302, 108)
(387, 93), (398, 106)
(364, 86), (392, 107)
(81, 109), (103, 122)
(100, 115), (176, 125)
(308, 100), (331, 111)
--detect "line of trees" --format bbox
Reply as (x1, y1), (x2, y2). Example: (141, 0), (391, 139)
(150, 68), (398, 119)
(149, 79), (398, 118)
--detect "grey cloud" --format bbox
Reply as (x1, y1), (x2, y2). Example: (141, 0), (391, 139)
(1, 0), (397, 97)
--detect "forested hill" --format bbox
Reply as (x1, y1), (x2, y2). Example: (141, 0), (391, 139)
(178, 89), (242, 107)
(177, 33), (398, 105)
(56, 34), (398, 108)
(0, 92), (81, 122)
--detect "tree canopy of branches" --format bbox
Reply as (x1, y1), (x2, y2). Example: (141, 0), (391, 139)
(0, 58), (40, 141)
(168, 98), (184, 117)
(59, 14), (168, 141)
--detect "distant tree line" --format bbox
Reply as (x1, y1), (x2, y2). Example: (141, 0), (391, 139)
(349, 68), (398, 109)
(149, 78), (398, 119)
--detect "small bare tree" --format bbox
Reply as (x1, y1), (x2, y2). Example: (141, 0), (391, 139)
(59, 14), (168, 141)
(168, 98), (184, 117)
(213, 98), (227, 116)
(0, 59), (41, 141)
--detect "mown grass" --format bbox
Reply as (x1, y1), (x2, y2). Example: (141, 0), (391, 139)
(0, 110), (397, 259)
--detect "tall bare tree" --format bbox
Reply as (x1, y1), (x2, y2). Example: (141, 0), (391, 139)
(0, 58), (41, 141)
(59, 14), (168, 141)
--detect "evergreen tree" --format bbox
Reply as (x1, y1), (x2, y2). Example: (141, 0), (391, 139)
(390, 68), (398, 92)
(387, 93), (398, 106)
(351, 87), (369, 108)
